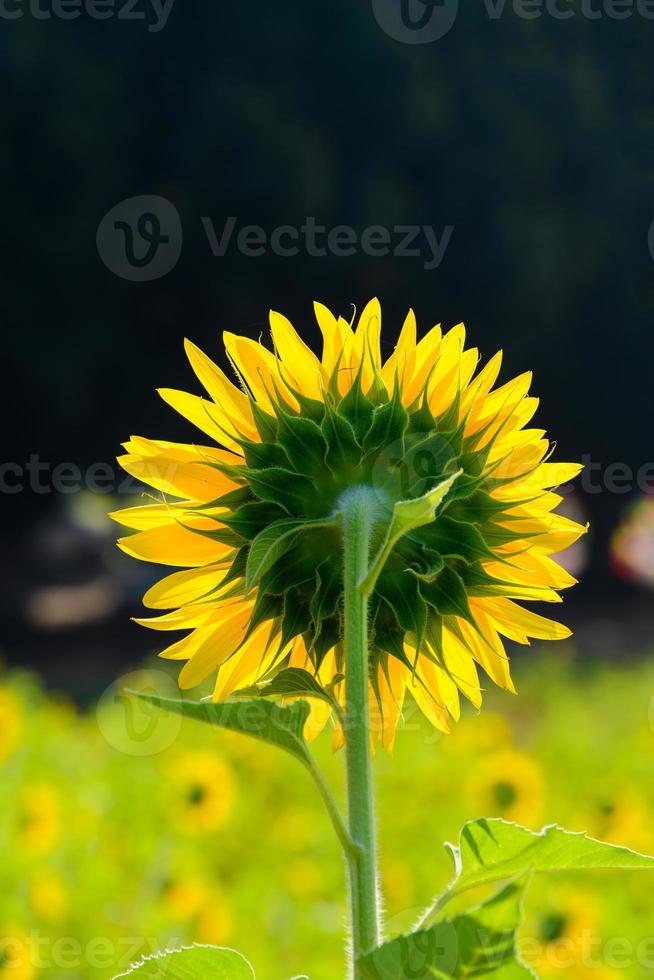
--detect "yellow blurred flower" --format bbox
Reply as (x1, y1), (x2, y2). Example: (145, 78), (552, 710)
(168, 751), (235, 833)
(0, 688), (22, 764)
(194, 897), (233, 945)
(524, 887), (601, 977)
(41, 694), (77, 732)
(593, 790), (653, 853)
(442, 711), (512, 757)
(29, 870), (68, 924)
(18, 782), (61, 854)
(161, 872), (232, 943)
(271, 806), (315, 850)
(285, 857), (323, 901)
(0, 930), (36, 980)
(380, 855), (415, 909)
(163, 876), (209, 920)
(466, 748), (544, 827)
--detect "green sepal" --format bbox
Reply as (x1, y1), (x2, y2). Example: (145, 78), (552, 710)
(241, 466), (317, 515)
(404, 551), (444, 583)
(337, 366), (375, 440)
(359, 469), (462, 596)
(245, 516), (339, 594)
(418, 566), (475, 623)
(376, 560), (428, 650)
(258, 545), (317, 596)
(218, 500), (288, 539)
(310, 560), (342, 642)
(321, 398), (362, 475)
(241, 438), (291, 470)
(275, 409), (330, 479)
(278, 587), (308, 651)
(249, 397), (278, 442)
(416, 515), (497, 562)
(362, 386), (408, 457)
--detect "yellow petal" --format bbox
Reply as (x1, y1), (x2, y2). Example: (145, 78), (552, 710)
(179, 603), (253, 689)
(269, 310), (325, 399)
(133, 604), (217, 631)
(352, 297), (382, 390)
(223, 331), (297, 412)
(117, 444), (239, 502)
(369, 658), (407, 752)
(486, 597), (572, 642)
(143, 564), (230, 610)
(157, 388), (239, 450)
(117, 522), (233, 567)
(441, 627), (482, 708)
(212, 623), (277, 701)
(465, 603), (515, 692)
(184, 339), (258, 441)
(313, 302), (352, 375)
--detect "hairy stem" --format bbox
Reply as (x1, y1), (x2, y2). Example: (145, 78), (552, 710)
(341, 486), (380, 971)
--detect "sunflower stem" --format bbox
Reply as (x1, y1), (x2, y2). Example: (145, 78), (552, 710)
(341, 486), (381, 972)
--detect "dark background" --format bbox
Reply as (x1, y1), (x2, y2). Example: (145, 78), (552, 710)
(3, 0), (654, 696)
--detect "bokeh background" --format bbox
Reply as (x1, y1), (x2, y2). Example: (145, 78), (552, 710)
(3, 2), (654, 977)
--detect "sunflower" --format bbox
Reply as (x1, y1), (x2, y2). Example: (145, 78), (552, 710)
(167, 750), (235, 833)
(17, 782), (61, 855)
(466, 747), (545, 826)
(0, 688), (22, 764)
(29, 870), (68, 924)
(113, 299), (585, 749)
(0, 930), (36, 980)
(524, 886), (601, 976)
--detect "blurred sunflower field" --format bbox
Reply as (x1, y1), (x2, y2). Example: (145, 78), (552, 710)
(2, 646), (654, 980)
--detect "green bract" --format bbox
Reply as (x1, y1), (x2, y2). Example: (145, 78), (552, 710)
(190, 371), (538, 685)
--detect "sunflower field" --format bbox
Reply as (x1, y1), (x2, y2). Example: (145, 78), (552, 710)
(2, 646), (653, 980)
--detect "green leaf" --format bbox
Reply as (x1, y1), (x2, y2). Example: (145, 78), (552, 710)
(245, 516), (338, 593)
(359, 877), (535, 980)
(114, 944), (254, 979)
(422, 817), (654, 928)
(130, 692), (356, 859)
(131, 692), (313, 767)
(359, 469), (462, 596)
(237, 666), (340, 713)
